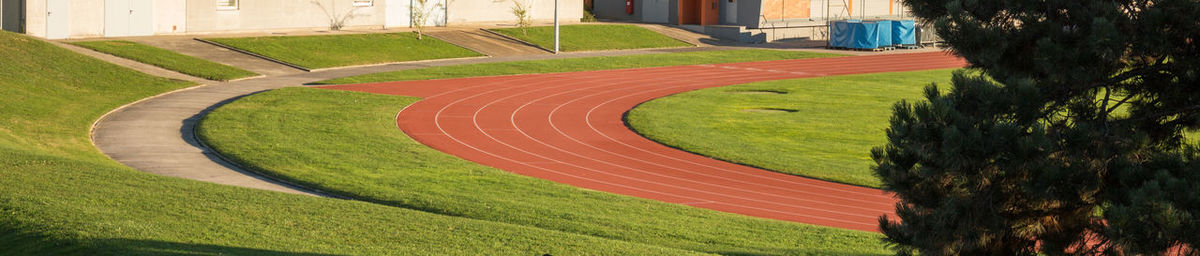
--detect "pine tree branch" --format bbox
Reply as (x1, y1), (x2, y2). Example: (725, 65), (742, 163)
(1103, 93), (1136, 117)
(1135, 104), (1200, 122)
(1082, 58), (1171, 92)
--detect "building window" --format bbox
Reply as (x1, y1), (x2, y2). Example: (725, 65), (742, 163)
(217, 0), (238, 10)
(353, 0), (373, 7)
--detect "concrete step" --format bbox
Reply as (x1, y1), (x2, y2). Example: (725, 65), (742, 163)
(703, 25), (829, 43)
(427, 30), (550, 57)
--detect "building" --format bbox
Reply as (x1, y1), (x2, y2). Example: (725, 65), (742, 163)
(1, 0), (23, 33)
(0, 0), (581, 39)
(592, 0), (907, 42)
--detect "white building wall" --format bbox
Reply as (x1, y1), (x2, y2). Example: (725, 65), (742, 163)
(185, 0), (386, 33)
(384, 0), (409, 27)
(22, 0), (583, 39)
(68, 0), (103, 37)
(447, 0), (580, 25)
(810, 0), (899, 20)
(155, 0), (186, 34)
(24, 0), (41, 37)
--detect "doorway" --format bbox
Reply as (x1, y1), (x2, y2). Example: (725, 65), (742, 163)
(1, 0), (25, 33)
(45, 0), (66, 39)
(678, 0), (718, 25)
(720, 0), (736, 24)
(641, 0), (668, 23)
(105, 0), (153, 37)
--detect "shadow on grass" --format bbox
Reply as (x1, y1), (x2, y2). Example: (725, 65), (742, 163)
(88, 239), (344, 256)
(1, 220), (342, 256)
(717, 249), (889, 256)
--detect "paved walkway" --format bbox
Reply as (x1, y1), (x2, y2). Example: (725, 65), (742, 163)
(323, 52), (967, 231)
(54, 41), (210, 83)
(84, 28), (960, 230)
(90, 45), (764, 197)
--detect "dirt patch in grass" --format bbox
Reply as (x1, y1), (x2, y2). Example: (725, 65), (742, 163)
(728, 89), (789, 95)
(742, 108), (799, 113)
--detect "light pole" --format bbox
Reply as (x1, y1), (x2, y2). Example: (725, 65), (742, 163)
(554, 0), (560, 54)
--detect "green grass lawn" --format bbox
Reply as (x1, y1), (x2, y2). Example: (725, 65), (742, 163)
(0, 31), (704, 255)
(204, 33), (482, 69)
(627, 69), (959, 188)
(197, 87), (890, 256)
(490, 24), (693, 52)
(315, 49), (844, 84)
(70, 40), (258, 81)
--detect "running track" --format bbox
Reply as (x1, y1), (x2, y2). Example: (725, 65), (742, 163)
(322, 52), (967, 232)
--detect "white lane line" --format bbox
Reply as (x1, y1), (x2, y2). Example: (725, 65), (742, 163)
(538, 75), (897, 207)
(509, 71), (897, 209)
(449, 69), (882, 225)
(583, 74), (896, 198)
(499, 71), (892, 216)
(391, 55), (961, 227)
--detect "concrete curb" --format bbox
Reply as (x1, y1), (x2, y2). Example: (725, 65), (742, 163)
(194, 38), (312, 72)
(479, 26), (702, 55)
(89, 84), (208, 146)
(305, 55), (491, 73)
(478, 28), (557, 54)
(195, 37), (492, 73)
(88, 38), (811, 198)
(188, 95), (346, 199)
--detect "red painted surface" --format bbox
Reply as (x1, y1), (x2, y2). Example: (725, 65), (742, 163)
(322, 52), (968, 232)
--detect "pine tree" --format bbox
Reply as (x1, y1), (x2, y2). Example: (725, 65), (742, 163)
(873, 0), (1200, 254)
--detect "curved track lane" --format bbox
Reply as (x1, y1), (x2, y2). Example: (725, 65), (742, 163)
(323, 52), (967, 232)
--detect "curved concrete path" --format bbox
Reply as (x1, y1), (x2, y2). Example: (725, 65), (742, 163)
(90, 45), (753, 197)
(323, 52), (967, 231)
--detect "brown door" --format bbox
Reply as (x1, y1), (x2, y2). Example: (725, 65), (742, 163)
(679, 0), (719, 25)
(701, 0), (719, 25)
(679, 0), (700, 24)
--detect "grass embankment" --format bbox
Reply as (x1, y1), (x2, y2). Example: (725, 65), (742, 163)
(198, 87), (891, 255)
(490, 24), (693, 52)
(314, 49), (844, 84)
(205, 33), (482, 69)
(0, 31), (701, 255)
(628, 69), (959, 188)
(70, 40), (258, 81)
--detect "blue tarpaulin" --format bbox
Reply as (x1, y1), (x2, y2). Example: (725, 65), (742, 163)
(831, 19), (918, 49)
(830, 20), (858, 48)
(892, 20), (916, 45)
(875, 20), (893, 47)
(850, 21), (878, 49)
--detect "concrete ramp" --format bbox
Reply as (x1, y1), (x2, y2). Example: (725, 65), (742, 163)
(428, 30), (550, 57)
(131, 37), (305, 76)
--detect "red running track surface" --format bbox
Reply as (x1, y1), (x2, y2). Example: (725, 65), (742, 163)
(321, 52), (968, 232)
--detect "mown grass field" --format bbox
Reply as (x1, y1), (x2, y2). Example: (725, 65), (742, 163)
(0, 31), (707, 255)
(205, 33), (481, 69)
(70, 40), (258, 81)
(627, 69), (959, 188)
(314, 49), (844, 84)
(490, 24), (693, 52)
(197, 87), (891, 255)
